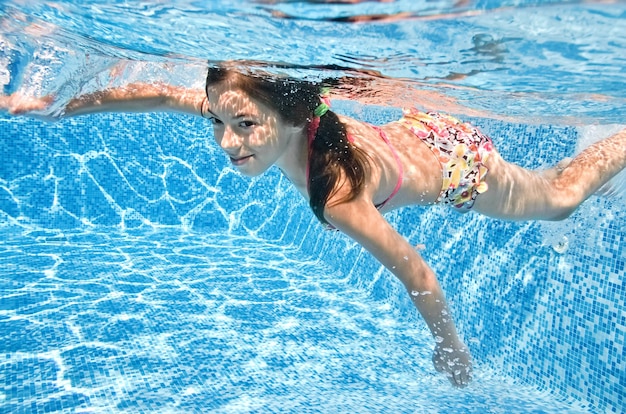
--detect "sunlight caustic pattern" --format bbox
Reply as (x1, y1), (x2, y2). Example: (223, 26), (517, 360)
(1, 0), (625, 412)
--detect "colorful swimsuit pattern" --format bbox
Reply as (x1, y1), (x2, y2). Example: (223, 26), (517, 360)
(398, 108), (494, 211)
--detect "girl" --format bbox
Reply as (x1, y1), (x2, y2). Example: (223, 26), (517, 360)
(2, 65), (625, 388)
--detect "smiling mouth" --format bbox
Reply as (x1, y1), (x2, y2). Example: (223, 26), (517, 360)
(230, 155), (254, 166)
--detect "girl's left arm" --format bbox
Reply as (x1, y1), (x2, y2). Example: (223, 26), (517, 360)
(325, 197), (472, 387)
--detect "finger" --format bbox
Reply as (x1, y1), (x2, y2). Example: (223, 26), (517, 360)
(452, 369), (472, 388)
(432, 354), (445, 373)
(447, 371), (460, 388)
(451, 371), (464, 388)
(456, 373), (468, 388)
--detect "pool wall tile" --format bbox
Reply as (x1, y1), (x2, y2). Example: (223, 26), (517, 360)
(0, 110), (624, 413)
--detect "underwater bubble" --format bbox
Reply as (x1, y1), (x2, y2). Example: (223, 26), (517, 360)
(552, 236), (569, 254)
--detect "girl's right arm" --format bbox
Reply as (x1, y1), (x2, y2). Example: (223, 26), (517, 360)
(0, 82), (207, 119)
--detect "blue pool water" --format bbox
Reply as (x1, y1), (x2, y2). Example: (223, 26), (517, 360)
(1, 1), (625, 413)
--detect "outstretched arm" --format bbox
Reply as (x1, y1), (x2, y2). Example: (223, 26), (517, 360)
(325, 197), (472, 387)
(1, 82), (207, 119)
(64, 82), (207, 117)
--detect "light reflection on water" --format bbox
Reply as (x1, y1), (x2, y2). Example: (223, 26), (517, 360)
(1, 0), (625, 122)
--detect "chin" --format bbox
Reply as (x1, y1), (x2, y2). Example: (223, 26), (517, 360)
(236, 164), (270, 178)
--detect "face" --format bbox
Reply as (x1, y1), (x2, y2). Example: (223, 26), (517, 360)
(205, 83), (299, 177)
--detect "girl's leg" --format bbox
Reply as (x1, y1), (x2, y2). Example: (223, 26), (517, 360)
(473, 128), (626, 221)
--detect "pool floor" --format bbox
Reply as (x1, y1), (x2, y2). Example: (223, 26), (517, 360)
(0, 227), (588, 413)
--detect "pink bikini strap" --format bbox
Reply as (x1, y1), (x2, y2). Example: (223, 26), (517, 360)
(372, 125), (404, 210)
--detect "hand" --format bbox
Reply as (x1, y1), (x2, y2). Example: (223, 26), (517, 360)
(432, 341), (473, 387)
(0, 92), (54, 115)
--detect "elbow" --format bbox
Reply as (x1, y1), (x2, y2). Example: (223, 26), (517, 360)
(394, 255), (439, 293)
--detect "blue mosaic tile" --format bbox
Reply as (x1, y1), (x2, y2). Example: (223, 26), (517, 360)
(0, 107), (624, 412)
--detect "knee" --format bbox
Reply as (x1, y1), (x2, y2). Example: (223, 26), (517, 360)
(546, 187), (581, 221)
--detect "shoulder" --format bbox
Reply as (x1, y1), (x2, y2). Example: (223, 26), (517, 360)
(336, 114), (387, 142)
(324, 194), (382, 235)
(336, 113), (416, 142)
(336, 114), (368, 133)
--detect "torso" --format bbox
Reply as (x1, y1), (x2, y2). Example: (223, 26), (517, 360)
(337, 115), (443, 212)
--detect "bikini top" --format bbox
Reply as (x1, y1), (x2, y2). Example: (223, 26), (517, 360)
(306, 117), (404, 211)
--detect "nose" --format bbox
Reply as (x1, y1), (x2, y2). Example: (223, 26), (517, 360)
(217, 125), (243, 153)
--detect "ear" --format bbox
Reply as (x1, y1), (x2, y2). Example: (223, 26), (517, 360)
(286, 123), (306, 137)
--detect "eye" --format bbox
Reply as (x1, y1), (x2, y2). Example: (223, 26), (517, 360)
(238, 120), (256, 128)
(208, 117), (223, 126)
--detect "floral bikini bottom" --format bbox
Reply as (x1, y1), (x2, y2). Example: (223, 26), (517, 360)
(398, 108), (495, 212)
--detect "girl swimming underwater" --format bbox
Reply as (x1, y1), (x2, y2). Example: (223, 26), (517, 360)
(2, 64), (625, 388)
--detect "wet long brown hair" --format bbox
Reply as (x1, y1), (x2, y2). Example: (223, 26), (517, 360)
(205, 66), (370, 224)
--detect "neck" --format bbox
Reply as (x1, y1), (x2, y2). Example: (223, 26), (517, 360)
(274, 122), (311, 194)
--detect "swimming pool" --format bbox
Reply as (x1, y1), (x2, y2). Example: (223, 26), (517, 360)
(1, 1), (625, 413)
